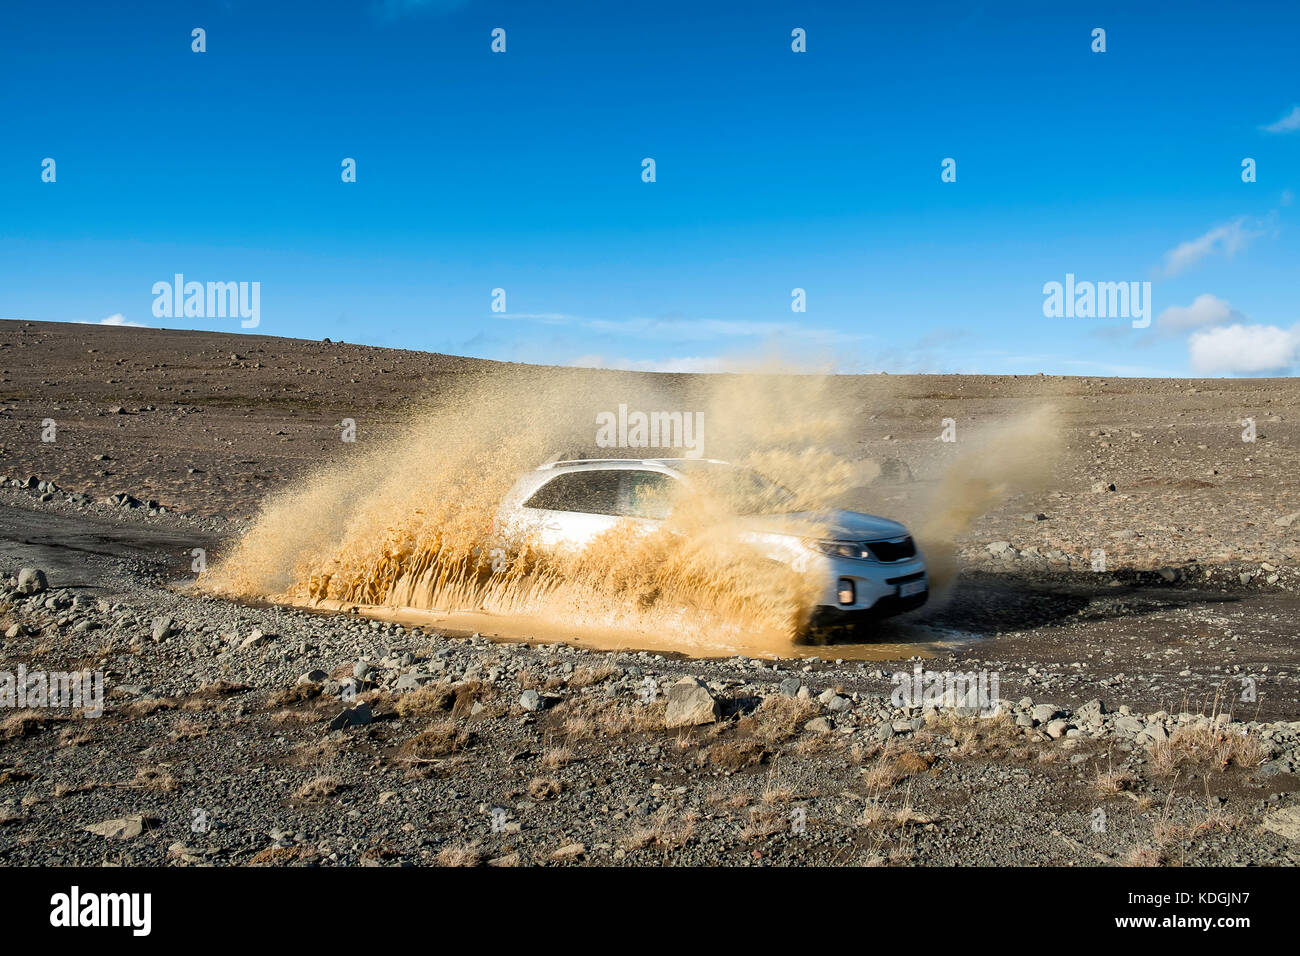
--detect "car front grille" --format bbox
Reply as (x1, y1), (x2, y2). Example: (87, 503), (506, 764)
(864, 536), (916, 562)
(885, 570), (926, 586)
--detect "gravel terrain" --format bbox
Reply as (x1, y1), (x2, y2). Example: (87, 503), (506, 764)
(1, 318), (1298, 866)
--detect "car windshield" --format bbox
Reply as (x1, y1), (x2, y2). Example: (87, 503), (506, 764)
(671, 461), (799, 515)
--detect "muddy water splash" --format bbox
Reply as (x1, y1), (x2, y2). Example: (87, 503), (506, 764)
(204, 368), (1059, 656)
(206, 370), (848, 654)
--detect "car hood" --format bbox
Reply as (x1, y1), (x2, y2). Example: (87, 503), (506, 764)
(742, 509), (909, 541)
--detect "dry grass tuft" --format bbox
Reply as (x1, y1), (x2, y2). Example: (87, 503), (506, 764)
(861, 747), (934, 790)
(528, 776), (563, 800)
(567, 665), (619, 688)
(738, 696), (820, 746)
(293, 774), (343, 803)
(1124, 845), (1165, 867)
(552, 696), (665, 738)
(395, 682), (456, 720)
(1, 710), (56, 739)
(541, 746), (573, 770)
(701, 737), (767, 770)
(396, 681), (489, 721)
(126, 765), (179, 792)
(119, 697), (178, 718)
(739, 805), (786, 841)
(168, 719), (210, 741)
(1149, 723), (1266, 776)
(400, 720), (472, 760)
(265, 683), (321, 708)
(623, 808), (698, 852)
(438, 843), (484, 867)
(1095, 767), (1137, 796)
(927, 711), (1022, 756)
(249, 845), (309, 866)
(706, 790), (752, 812)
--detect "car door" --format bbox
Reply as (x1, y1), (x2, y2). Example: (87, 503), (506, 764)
(519, 470), (624, 550)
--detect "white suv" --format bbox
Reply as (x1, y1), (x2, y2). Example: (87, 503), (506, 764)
(497, 458), (928, 626)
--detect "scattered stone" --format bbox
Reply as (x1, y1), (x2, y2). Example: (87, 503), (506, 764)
(805, 717), (835, 734)
(1261, 806), (1300, 841)
(1045, 719), (1070, 739)
(395, 673), (426, 691)
(1030, 704), (1058, 724)
(239, 629), (272, 651)
(1114, 715), (1144, 737)
(664, 677), (721, 728)
(16, 568), (47, 594)
(1075, 698), (1106, 723)
(84, 815), (153, 840)
(551, 842), (586, 861)
(328, 702), (373, 730)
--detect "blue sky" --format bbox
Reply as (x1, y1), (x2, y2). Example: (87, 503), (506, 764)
(1, 0), (1298, 376)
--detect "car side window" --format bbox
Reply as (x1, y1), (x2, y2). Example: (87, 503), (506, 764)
(523, 471), (621, 515)
(618, 471), (676, 519)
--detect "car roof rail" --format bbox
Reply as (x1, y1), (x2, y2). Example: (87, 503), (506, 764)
(536, 456), (733, 470)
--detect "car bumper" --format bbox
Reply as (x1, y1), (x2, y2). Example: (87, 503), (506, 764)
(810, 553), (928, 618)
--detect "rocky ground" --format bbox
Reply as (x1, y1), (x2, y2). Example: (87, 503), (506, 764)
(0, 319), (1298, 866)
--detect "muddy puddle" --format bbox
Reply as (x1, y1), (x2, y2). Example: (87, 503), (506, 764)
(202, 372), (1048, 664)
(284, 595), (977, 661)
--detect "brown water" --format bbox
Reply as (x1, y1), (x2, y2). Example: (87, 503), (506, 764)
(203, 368), (1059, 659)
(294, 596), (970, 661)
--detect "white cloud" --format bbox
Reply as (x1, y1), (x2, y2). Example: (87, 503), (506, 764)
(95, 313), (147, 327)
(1262, 105), (1300, 133)
(1160, 219), (1259, 277)
(1155, 293), (1241, 333)
(1187, 323), (1300, 374)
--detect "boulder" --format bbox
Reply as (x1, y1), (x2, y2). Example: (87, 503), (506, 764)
(664, 677), (720, 728)
(16, 568), (47, 595)
(1262, 806), (1300, 841)
(84, 815), (154, 840)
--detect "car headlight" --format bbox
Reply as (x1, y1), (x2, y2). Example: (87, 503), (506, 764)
(810, 539), (870, 559)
